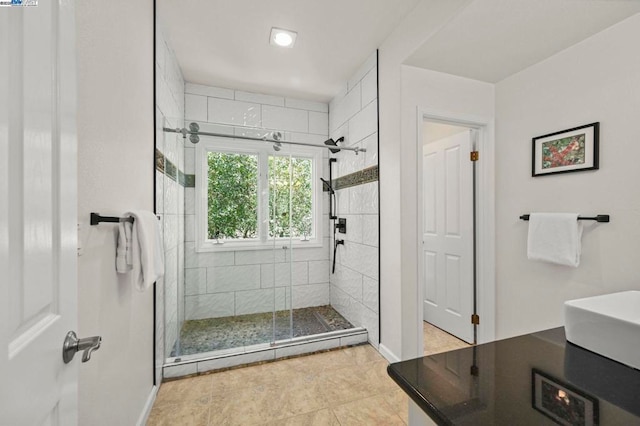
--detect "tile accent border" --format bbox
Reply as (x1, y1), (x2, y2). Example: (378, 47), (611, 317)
(334, 165), (378, 190)
(155, 148), (195, 187)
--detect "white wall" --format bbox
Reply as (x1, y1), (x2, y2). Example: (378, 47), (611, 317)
(76, 1), (155, 425)
(328, 52), (380, 346)
(494, 13), (640, 339)
(400, 66), (494, 356)
(183, 84), (331, 319)
(377, 0), (475, 361)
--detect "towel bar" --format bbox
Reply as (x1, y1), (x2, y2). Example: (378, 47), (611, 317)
(90, 212), (134, 226)
(519, 214), (610, 223)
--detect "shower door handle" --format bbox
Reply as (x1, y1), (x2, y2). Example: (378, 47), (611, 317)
(62, 331), (102, 363)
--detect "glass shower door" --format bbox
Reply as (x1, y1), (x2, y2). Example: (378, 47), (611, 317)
(269, 145), (294, 344)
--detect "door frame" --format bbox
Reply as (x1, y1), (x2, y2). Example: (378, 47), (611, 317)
(416, 107), (495, 354)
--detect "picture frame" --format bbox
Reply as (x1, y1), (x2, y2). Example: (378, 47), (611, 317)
(532, 122), (599, 177)
(532, 368), (599, 426)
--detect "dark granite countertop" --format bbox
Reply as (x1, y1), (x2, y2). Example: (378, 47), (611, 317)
(387, 327), (640, 425)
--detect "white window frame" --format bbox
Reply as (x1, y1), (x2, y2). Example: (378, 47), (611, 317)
(195, 136), (323, 252)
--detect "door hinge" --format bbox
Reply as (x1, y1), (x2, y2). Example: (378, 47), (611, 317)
(470, 151), (479, 162)
(471, 314), (480, 325)
(470, 365), (479, 376)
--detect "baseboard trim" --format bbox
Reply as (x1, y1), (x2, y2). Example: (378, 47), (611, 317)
(378, 343), (400, 363)
(136, 385), (158, 426)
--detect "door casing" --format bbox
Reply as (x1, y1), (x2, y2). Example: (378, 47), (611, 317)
(416, 107), (496, 355)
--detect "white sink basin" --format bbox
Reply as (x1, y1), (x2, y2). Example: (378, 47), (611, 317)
(564, 291), (640, 370)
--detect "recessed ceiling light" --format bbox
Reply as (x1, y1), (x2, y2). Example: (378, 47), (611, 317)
(270, 27), (297, 48)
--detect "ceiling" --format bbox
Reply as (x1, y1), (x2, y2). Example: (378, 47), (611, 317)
(158, 0), (640, 103)
(406, 0), (640, 83)
(157, 0), (421, 102)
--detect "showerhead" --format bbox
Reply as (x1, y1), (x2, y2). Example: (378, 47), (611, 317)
(324, 137), (344, 154)
(320, 177), (335, 194)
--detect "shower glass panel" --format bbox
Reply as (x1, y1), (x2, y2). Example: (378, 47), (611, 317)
(269, 147), (293, 344)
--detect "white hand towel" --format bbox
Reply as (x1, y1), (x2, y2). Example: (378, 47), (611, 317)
(527, 213), (583, 267)
(126, 210), (165, 291)
(115, 222), (133, 273)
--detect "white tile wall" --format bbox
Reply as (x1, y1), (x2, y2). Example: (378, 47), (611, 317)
(362, 276), (379, 313)
(292, 284), (330, 309)
(330, 85), (361, 132)
(328, 52), (379, 345)
(349, 100), (378, 145)
(274, 337), (338, 358)
(185, 293), (235, 320)
(235, 288), (288, 315)
(349, 182), (378, 215)
(177, 83), (337, 320)
(260, 262), (308, 288)
(309, 111), (329, 135)
(185, 94), (207, 121)
(235, 91), (285, 107)
(308, 260), (330, 284)
(184, 214), (195, 242)
(361, 67), (377, 107)
(340, 332), (369, 347)
(185, 83), (234, 99)
(343, 214), (363, 244)
(185, 268), (207, 296)
(347, 51), (377, 92)
(361, 306), (379, 348)
(362, 132), (378, 169)
(234, 249), (285, 265)
(333, 264), (363, 300)
(184, 243), (235, 268)
(163, 363), (197, 379)
(206, 265), (261, 293)
(362, 215), (379, 247)
(262, 105), (308, 133)
(285, 98), (328, 113)
(208, 97), (261, 128)
(343, 243), (379, 280)
(196, 349), (276, 373)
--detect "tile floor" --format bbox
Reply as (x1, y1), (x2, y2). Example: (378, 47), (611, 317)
(149, 323), (469, 425)
(423, 321), (471, 356)
(149, 344), (407, 425)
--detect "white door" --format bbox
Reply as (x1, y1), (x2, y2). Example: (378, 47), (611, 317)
(0, 1), (78, 424)
(423, 130), (474, 343)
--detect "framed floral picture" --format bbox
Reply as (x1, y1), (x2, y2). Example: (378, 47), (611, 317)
(532, 122), (599, 177)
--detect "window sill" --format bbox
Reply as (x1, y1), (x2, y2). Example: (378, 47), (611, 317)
(194, 239), (324, 253)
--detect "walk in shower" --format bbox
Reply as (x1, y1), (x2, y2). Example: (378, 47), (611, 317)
(161, 120), (363, 358)
(155, 1), (380, 379)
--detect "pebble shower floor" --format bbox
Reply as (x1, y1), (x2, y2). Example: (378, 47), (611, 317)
(172, 305), (354, 356)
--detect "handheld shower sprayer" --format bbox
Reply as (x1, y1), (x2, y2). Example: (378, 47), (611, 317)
(320, 177), (335, 194)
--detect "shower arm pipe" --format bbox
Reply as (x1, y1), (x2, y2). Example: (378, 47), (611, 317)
(162, 127), (366, 154)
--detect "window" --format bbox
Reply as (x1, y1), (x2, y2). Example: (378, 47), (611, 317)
(195, 137), (322, 251)
(207, 151), (259, 240)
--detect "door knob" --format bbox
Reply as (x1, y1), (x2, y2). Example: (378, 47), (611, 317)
(62, 331), (102, 364)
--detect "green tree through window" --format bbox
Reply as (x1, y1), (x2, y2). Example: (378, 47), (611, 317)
(207, 151), (258, 239)
(269, 156), (312, 238)
(206, 151), (314, 241)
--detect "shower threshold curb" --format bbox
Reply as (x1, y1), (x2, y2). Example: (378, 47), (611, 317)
(163, 327), (368, 379)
